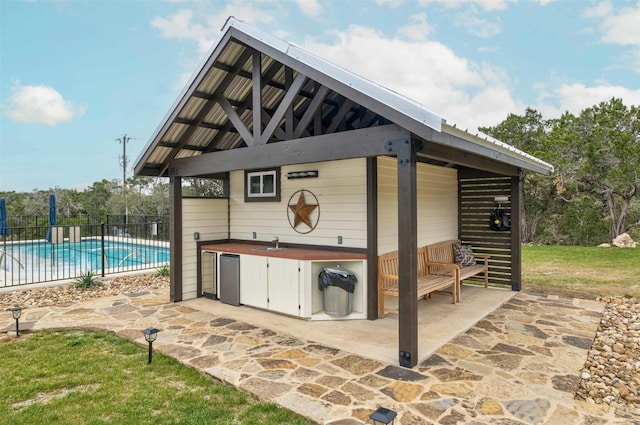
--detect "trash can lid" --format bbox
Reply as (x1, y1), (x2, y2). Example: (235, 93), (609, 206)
(322, 266), (355, 276)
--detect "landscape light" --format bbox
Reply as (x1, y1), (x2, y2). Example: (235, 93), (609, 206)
(142, 327), (159, 364)
(370, 407), (397, 424)
(10, 306), (22, 337)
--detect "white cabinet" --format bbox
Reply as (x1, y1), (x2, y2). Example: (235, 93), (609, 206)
(240, 255), (268, 309)
(207, 247), (366, 321)
(240, 255), (301, 316)
(267, 257), (301, 316)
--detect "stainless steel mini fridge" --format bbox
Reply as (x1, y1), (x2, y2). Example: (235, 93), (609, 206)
(219, 254), (240, 306)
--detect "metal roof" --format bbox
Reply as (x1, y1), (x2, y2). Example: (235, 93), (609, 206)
(134, 17), (553, 177)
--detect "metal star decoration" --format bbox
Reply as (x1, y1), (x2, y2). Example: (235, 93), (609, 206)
(289, 191), (317, 229)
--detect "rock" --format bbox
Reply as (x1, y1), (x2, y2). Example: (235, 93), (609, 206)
(576, 296), (640, 410)
(612, 233), (636, 248)
(597, 243), (611, 248)
(0, 274), (170, 311)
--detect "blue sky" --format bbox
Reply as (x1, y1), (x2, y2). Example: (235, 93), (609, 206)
(1, 0), (639, 193)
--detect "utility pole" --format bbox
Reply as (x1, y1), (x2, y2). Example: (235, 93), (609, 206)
(116, 134), (134, 225)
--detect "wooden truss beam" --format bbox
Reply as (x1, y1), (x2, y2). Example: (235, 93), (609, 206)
(202, 58), (284, 153)
(293, 85), (329, 138)
(171, 124), (409, 177)
(158, 48), (254, 175)
(260, 73), (307, 144)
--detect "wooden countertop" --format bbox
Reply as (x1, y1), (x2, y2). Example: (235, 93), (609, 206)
(201, 243), (367, 261)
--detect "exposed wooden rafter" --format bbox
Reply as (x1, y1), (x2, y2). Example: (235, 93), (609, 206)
(252, 50), (262, 143)
(293, 84), (329, 138)
(158, 48), (254, 176)
(201, 57), (284, 153)
(217, 94), (254, 145)
(260, 72), (307, 144)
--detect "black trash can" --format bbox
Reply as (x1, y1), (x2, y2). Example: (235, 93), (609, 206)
(318, 266), (357, 317)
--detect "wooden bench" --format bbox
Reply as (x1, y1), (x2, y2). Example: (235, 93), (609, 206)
(378, 247), (458, 318)
(426, 240), (489, 303)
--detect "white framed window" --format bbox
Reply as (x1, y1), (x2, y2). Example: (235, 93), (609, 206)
(245, 169), (280, 202)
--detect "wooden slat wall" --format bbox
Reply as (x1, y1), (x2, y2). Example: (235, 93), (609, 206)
(458, 169), (514, 288)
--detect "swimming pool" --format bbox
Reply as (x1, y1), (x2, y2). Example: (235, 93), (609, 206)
(0, 239), (170, 285)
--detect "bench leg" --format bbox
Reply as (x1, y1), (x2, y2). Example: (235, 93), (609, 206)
(378, 287), (385, 319)
(484, 258), (489, 288)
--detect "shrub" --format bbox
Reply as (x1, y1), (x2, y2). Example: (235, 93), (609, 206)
(156, 264), (170, 277)
(75, 270), (101, 289)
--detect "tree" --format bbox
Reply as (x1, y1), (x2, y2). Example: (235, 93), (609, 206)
(480, 108), (559, 243)
(183, 178), (224, 197)
(576, 98), (640, 239)
(82, 179), (118, 219)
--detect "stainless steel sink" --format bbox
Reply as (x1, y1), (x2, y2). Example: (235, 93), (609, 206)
(251, 247), (286, 252)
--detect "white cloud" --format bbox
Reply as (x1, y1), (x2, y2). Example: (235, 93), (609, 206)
(294, 0), (321, 17)
(397, 13), (432, 41)
(375, 0), (404, 7)
(556, 83), (640, 114)
(151, 2), (283, 53)
(455, 7), (503, 37)
(582, 1), (613, 19)
(302, 25), (520, 131)
(418, 0), (515, 12)
(151, 9), (218, 53)
(598, 2), (640, 46)
(534, 82), (640, 119)
(583, 1), (640, 73)
(3, 83), (85, 126)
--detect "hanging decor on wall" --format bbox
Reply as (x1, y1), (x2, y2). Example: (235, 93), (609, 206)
(490, 198), (511, 232)
(287, 189), (320, 234)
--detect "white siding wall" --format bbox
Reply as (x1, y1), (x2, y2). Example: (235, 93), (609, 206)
(377, 156), (458, 254)
(229, 158), (368, 248)
(182, 197), (229, 300)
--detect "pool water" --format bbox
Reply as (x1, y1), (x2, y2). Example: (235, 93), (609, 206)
(0, 240), (169, 284)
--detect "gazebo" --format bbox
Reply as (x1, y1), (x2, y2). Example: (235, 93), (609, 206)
(134, 17), (553, 367)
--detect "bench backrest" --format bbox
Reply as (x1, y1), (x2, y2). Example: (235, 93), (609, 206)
(426, 240), (459, 274)
(378, 250), (399, 292)
(378, 248), (429, 291)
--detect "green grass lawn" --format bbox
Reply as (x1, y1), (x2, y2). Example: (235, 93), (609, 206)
(0, 330), (313, 425)
(522, 245), (640, 299)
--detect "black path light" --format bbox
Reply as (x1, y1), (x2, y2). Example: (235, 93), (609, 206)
(370, 407), (397, 424)
(142, 327), (159, 364)
(10, 306), (22, 337)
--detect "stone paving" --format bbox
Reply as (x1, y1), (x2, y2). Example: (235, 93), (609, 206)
(2, 287), (639, 424)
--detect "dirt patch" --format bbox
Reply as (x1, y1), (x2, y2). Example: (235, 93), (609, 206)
(11, 383), (101, 411)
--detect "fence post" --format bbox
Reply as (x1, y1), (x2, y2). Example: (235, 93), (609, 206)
(101, 223), (105, 277)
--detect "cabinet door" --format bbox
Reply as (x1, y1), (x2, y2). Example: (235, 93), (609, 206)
(240, 255), (268, 309)
(267, 257), (300, 316)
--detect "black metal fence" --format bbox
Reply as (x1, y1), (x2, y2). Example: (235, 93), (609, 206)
(0, 216), (169, 288)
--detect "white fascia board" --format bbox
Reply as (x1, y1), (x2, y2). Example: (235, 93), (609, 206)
(442, 123), (555, 174)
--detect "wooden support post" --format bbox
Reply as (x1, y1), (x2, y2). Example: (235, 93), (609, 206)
(387, 137), (418, 368)
(169, 171), (183, 302)
(510, 173), (522, 291)
(366, 157), (378, 320)
(252, 50), (262, 143)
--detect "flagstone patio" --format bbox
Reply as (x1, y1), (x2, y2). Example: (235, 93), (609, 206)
(2, 285), (638, 424)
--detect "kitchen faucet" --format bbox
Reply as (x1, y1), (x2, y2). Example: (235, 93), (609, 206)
(272, 236), (279, 249)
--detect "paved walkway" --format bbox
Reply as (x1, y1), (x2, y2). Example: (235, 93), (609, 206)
(2, 287), (639, 424)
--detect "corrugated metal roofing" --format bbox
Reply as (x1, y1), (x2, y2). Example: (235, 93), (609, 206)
(134, 17), (553, 177)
